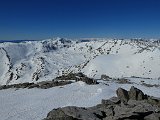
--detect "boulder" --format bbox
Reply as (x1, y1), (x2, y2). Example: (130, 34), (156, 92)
(128, 86), (146, 100)
(44, 106), (101, 120)
(101, 74), (110, 81)
(43, 108), (76, 120)
(116, 88), (129, 102)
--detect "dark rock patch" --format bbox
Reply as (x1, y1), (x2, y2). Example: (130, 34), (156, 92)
(0, 81), (73, 90)
(0, 82), (34, 90)
(116, 78), (133, 84)
(147, 96), (160, 107)
(56, 72), (98, 85)
(101, 74), (111, 81)
(100, 76), (134, 85)
(37, 81), (72, 89)
(101, 97), (121, 105)
(142, 83), (160, 88)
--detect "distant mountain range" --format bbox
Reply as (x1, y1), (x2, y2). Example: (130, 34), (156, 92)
(0, 38), (160, 85)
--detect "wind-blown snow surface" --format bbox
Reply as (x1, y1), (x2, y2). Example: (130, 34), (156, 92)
(0, 81), (159, 120)
(0, 38), (160, 85)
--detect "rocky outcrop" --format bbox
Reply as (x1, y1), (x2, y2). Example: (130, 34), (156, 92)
(0, 80), (72, 90)
(129, 86), (147, 100)
(0, 72), (98, 90)
(116, 78), (133, 84)
(56, 72), (98, 85)
(44, 86), (160, 120)
(101, 74), (111, 81)
(116, 86), (148, 102)
(116, 87), (129, 102)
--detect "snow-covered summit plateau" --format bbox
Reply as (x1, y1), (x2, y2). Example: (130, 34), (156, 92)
(0, 38), (160, 85)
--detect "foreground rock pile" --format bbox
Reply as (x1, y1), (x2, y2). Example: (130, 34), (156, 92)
(44, 86), (160, 120)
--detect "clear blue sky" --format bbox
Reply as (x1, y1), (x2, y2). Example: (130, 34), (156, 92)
(0, 0), (160, 40)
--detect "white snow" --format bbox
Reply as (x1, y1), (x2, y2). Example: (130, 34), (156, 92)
(0, 82), (112, 120)
(82, 49), (160, 79)
(0, 38), (160, 120)
(0, 80), (159, 120)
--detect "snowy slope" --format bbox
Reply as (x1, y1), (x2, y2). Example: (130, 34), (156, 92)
(0, 38), (160, 85)
(0, 38), (160, 120)
(0, 80), (159, 120)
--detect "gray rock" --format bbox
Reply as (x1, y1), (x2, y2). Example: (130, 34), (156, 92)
(76, 77), (97, 85)
(116, 88), (129, 102)
(28, 84), (39, 89)
(128, 86), (146, 100)
(0, 85), (10, 90)
(116, 78), (133, 84)
(44, 86), (160, 120)
(113, 101), (157, 120)
(0, 81), (73, 90)
(43, 108), (76, 120)
(56, 73), (98, 85)
(104, 106), (114, 117)
(147, 96), (160, 106)
(13, 82), (34, 88)
(101, 97), (120, 105)
(101, 74), (111, 81)
(144, 113), (160, 120)
(44, 106), (101, 120)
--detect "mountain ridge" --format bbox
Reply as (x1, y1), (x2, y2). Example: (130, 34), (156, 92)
(0, 38), (160, 85)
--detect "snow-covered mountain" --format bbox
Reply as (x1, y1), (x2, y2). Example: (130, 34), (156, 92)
(0, 38), (160, 85)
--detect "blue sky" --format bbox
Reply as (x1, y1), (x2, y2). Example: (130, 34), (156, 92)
(0, 0), (160, 40)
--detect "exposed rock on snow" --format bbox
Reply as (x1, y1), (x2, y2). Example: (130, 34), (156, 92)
(116, 78), (133, 84)
(44, 87), (160, 120)
(0, 72), (98, 90)
(0, 80), (73, 90)
(129, 86), (146, 100)
(56, 72), (98, 85)
(100, 74), (111, 81)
